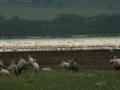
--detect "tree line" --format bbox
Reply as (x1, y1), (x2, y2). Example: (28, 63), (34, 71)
(0, 14), (120, 37)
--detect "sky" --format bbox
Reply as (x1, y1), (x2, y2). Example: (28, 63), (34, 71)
(0, 0), (120, 20)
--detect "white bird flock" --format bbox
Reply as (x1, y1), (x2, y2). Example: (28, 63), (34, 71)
(0, 55), (81, 77)
(0, 55), (41, 76)
(1, 51), (120, 77)
(2, 54), (119, 77)
(0, 56), (80, 76)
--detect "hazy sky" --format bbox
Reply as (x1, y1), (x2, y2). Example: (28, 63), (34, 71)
(0, 1), (120, 20)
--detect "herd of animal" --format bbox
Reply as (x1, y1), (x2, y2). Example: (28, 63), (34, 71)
(0, 55), (79, 77)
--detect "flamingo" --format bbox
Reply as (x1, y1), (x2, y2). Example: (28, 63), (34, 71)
(41, 67), (52, 71)
(110, 56), (120, 70)
(0, 67), (10, 76)
(9, 61), (18, 77)
(32, 59), (39, 74)
(0, 61), (5, 69)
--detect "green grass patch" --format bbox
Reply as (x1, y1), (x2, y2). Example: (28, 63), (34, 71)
(0, 69), (120, 90)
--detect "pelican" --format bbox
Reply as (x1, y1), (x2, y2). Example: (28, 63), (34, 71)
(32, 59), (39, 74)
(41, 67), (52, 71)
(9, 61), (18, 77)
(110, 56), (120, 70)
(0, 67), (10, 76)
(0, 61), (5, 69)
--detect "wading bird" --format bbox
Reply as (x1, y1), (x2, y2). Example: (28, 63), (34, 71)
(0, 61), (5, 69)
(0, 67), (10, 76)
(28, 55), (34, 65)
(61, 58), (78, 72)
(9, 61), (18, 77)
(41, 67), (52, 71)
(69, 57), (79, 72)
(17, 57), (27, 74)
(110, 56), (120, 70)
(32, 59), (39, 74)
(61, 61), (73, 70)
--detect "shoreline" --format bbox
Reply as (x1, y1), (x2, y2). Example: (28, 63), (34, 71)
(0, 36), (119, 52)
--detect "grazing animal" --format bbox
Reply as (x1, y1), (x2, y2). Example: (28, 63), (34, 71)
(0, 61), (5, 69)
(32, 59), (39, 74)
(41, 67), (52, 71)
(9, 61), (18, 77)
(0, 67), (10, 76)
(110, 56), (120, 70)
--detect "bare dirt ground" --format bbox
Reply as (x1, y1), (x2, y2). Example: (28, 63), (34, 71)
(0, 50), (119, 70)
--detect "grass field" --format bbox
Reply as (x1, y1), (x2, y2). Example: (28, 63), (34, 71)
(0, 69), (120, 90)
(0, 2), (120, 21)
(0, 50), (120, 90)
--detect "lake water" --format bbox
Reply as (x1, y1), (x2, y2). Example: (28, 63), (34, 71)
(0, 36), (120, 52)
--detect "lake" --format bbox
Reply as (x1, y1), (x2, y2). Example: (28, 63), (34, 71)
(0, 36), (120, 52)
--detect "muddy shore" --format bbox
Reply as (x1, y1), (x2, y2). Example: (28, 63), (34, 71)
(0, 50), (118, 70)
